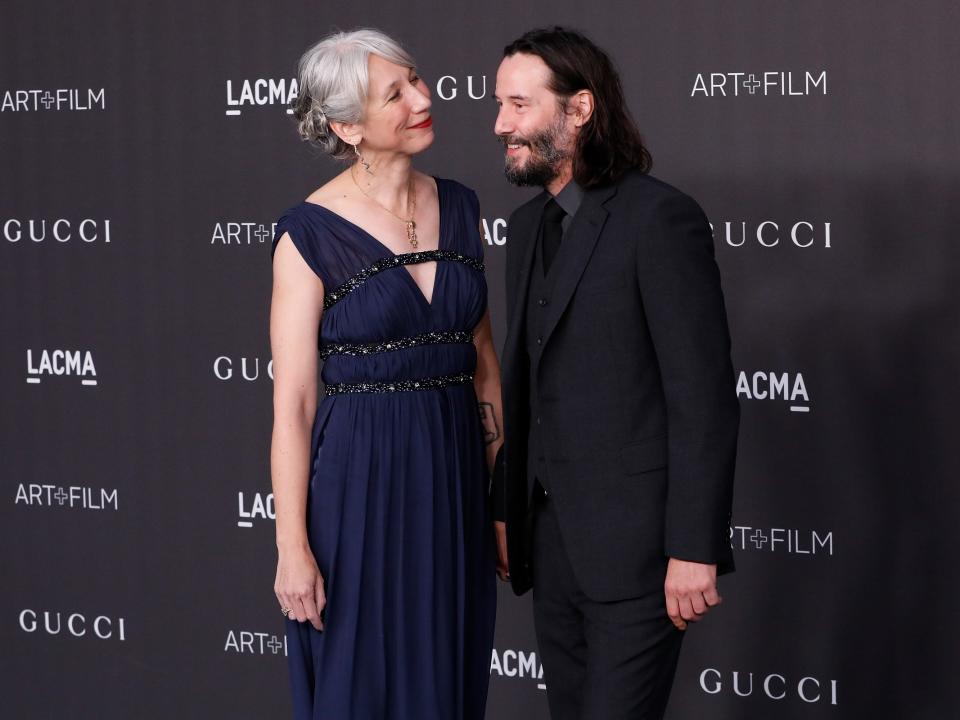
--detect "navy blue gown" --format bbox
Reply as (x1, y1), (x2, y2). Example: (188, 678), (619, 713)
(271, 177), (496, 720)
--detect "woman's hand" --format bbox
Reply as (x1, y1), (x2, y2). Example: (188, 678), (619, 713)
(275, 544), (326, 631)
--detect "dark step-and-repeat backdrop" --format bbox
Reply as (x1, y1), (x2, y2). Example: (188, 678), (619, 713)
(3, 1), (958, 718)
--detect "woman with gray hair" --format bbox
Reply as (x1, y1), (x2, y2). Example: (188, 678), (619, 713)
(268, 28), (501, 719)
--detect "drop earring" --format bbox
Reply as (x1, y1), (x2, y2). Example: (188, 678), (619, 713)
(353, 143), (373, 175)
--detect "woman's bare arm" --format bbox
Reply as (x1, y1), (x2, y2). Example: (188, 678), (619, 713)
(473, 308), (504, 474)
(473, 308), (509, 580)
(269, 233), (325, 629)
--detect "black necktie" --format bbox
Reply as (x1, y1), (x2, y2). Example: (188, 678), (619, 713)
(541, 198), (566, 275)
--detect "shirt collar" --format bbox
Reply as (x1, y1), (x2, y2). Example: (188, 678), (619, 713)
(551, 180), (584, 219)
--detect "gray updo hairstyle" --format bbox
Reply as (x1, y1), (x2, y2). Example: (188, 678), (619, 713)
(292, 28), (417, 161)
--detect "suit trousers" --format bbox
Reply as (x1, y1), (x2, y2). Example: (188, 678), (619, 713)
(531, 488), (684, 720)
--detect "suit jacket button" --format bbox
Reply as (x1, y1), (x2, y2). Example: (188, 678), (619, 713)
(538, 298), (548, 306)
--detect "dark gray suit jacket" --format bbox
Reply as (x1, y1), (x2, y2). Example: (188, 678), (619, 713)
(493, 169), (739, 601)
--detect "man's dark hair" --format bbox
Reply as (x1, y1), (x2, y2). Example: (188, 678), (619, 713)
(503, 27), (652, 188)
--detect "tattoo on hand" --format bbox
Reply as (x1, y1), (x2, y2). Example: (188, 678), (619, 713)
(478, 402), (501, 444)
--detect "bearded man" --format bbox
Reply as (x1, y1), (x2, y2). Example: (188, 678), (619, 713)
(490, 26), (740, 720)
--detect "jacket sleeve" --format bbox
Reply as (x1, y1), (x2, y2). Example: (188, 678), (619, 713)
(635, 191), (739, 568)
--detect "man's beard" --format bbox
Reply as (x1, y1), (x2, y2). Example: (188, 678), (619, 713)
(501, 115), (570, 187)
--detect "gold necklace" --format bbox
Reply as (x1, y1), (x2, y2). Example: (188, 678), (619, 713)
(350, 166), (418, 249)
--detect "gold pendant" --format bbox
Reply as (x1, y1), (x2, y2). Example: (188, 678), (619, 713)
(407, 220), (418, 249)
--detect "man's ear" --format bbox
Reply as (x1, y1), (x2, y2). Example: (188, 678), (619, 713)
(330, 120), (363, 147)
(572, 90), (595, 127)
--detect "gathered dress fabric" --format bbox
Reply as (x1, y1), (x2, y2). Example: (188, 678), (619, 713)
(270, 178), (496, 720)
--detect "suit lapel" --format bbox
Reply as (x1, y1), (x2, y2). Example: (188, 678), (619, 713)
(502, 193), (548, 383)
(539, 183), (618, 348)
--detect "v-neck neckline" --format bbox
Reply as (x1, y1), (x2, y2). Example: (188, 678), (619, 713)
(301, 175), (445, 309)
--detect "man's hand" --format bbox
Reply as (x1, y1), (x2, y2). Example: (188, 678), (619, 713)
(494, 521), (510, 581)
(664, 558), (720, 630)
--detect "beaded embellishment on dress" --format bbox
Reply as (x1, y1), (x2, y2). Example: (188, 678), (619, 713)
(324, 250), (485, 310)
(319, 331), (474, 360)
(324, 371), (475, 396)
